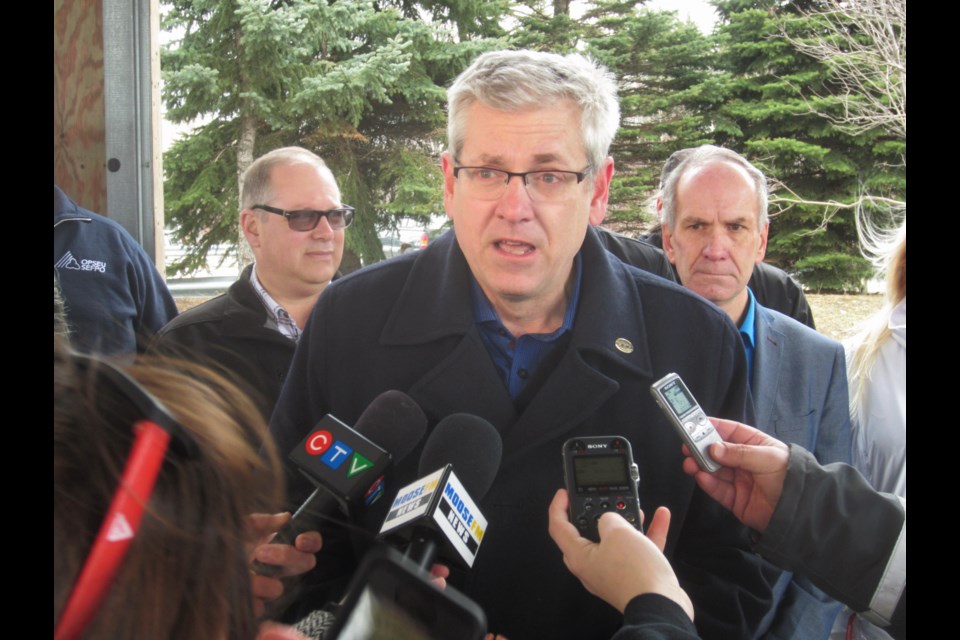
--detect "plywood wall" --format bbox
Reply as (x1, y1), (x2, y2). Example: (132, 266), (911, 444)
(54, 0), (106, 213)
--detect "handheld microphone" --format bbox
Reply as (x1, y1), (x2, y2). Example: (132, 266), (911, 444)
(255, 390), (427, 576)
(378, 413), (502, 571)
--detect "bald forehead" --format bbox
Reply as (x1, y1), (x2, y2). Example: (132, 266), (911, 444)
(268, 162), (340, 201)
(676, 160), (762, 222)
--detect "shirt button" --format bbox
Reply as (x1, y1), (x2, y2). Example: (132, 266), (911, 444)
(518, 368), (528, 379)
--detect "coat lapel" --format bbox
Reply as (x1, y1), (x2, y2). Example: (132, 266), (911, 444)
(408, 328), (520, 432)
(379, 228), (654, 468)
(752, 305), (785, 430)
(500, 229), (654, 464)
(379, 231), (518, 433)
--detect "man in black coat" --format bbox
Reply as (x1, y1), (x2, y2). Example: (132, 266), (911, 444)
(271, 50), (774, 640)
(151, 147), (351, 419)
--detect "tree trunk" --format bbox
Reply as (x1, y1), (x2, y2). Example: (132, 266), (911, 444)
(236, 111), (257, 268)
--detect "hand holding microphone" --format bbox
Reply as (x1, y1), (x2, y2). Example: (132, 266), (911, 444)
(248, 513), (323, 616)
(254, 390), (428, 576)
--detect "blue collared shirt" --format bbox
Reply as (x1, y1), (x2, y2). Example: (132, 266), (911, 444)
(738, 288), (757, 387)
(471, 255), (582, 400)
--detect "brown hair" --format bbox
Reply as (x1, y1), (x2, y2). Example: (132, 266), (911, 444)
(53, 336), (284, 639)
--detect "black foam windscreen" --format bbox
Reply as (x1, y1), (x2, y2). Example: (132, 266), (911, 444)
(354, 390), (428, 459)
(418, 413), (502, 501)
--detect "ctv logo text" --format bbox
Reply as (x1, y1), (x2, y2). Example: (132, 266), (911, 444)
(303, 429), (374, 478)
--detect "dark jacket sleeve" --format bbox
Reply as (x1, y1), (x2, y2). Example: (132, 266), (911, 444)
(128, 241), (179, 345)
(755, 446), (906, 639)
(748, 263), (815, 330)
(612, 594), (702, 640)
(595, 227), (678, 283)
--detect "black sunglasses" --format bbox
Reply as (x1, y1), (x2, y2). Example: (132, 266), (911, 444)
(252, 204), (355, 231)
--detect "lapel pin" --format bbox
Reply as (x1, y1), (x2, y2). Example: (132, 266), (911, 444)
(614, 338), (634, 354)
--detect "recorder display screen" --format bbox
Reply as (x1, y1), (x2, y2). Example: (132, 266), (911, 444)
(662, 379), (695, 416)
(573, 455), (630, 490)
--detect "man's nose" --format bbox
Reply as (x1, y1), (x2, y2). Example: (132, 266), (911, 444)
(702, 228), (730, 259)
(311, 215), (335, 237)
(495, 174), (534, 221)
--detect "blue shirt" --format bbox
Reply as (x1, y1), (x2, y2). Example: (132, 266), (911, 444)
(738, 288), (758, 387)
(472, 255), (582, 400)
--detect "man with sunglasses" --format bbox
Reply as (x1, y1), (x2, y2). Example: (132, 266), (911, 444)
(272, 52), (771, 640)
(152, 146), (352, 420)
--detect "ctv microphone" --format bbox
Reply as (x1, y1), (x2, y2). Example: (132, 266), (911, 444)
(254, 390), (427, 576)
(378, 413), (502, 571)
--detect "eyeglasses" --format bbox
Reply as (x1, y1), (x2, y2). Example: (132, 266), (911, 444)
(252, 204), (355, 231)
(453, 165), (592, 203)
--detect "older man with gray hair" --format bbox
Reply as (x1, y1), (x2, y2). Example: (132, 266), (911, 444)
(661, 144), (852, 639)
(271, 52), (772, 640)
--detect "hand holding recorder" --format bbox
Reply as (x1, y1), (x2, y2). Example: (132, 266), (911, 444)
(681, 417), (789, 534)
(547, 489), (693, 621)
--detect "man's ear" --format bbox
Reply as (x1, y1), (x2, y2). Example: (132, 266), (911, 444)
(441, 151), (456, 220)
(661, 224), (677, 264)
(756, 221), (769, 263)
(240, 210), (262, 250)
(588, 157), (615, 226)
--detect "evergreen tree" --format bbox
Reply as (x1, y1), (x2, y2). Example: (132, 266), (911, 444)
(584, 3), (715, 225)
(698, 0), (905, 290)
(508, 1), (716, 230)
(162, 0), (904, 288)
(162, 0), (499, 274)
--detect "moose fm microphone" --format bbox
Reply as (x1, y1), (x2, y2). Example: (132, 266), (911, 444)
(378, 413), (502, 570)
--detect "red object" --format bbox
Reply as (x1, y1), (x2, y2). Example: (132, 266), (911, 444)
(54, 420), (171, 640)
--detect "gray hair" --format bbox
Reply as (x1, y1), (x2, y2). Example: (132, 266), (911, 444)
(660, 145), (769, 230)
(446, 50), (621, 172)
(240, 146), (338, 211)
(657, 148), (695, 191)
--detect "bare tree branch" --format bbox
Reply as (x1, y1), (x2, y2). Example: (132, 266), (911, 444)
(781, 0), (906, 139)
(769, 177), (905, 236)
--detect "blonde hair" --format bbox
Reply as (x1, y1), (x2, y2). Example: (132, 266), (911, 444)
(846, 215), (906, 416)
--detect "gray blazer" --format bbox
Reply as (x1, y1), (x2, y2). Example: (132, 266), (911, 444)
(751, 303), (852, 640)
(752, 304), (851, 465)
